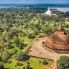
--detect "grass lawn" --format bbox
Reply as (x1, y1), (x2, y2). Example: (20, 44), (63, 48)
(29, 57), (53, 69)
(4, 57), (53, 69)
(29, 57), (45, 69)
(4, 62), (23, 69)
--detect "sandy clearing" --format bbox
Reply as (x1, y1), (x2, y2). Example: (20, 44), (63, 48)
(28, 37), (59, 61)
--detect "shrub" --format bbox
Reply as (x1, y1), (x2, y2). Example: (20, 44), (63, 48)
(28, 33), (36, 38)
(18, 42), (25, 49)
(0, 62), (4, 69)
(15, 38), (25, 49)
(9, 49), (17, 55)
(5, 44), (13, 49)
(0, 56), (2, 61)
(57, 56), (69, 69)
(16, 62), (23, 66)
(2, 51), (10, 62)
(7, 60), (12, 63)
(23, 66), (25, 69)
(43, 59), (48, 65)
(5, 41), (13, 49)
(16, 51), (29, 61)
(39, 34), (46, 38)
(23, 62), (33, 69)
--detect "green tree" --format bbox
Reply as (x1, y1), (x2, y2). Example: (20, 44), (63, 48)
(17, 51), (29, 61)
(2, 51), (10, 62)
(43, 59), (48, 65)
(57, 56), (69, 69)
(0, 62), (4, 69)
(15, 38), (25, 49)
(5, 41), (13, 49)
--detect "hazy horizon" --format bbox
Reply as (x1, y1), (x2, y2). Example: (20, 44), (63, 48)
(0, 0), (69, 4)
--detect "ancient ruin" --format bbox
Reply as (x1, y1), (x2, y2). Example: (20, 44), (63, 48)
(44, 25), (69, 53)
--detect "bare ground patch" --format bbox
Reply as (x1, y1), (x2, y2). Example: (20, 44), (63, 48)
(28, 37), (59, 61)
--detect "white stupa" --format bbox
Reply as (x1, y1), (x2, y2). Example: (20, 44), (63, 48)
(44, 7), (57, 17)
(45, 8), (52, 16)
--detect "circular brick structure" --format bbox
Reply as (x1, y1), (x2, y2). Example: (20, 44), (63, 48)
(45, 26), (69, 53)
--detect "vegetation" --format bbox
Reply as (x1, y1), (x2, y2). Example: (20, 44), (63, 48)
(0, 8), (69, 69)
(2, 51), (10, 62)
(16, 51), (29, 61)
(0, 62), (4, 69)
(23, 62), (33, 69)
(42, 59), (49, 65)
(57, 56), (69, 69)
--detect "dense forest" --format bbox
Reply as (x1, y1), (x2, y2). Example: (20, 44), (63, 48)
(0, 8), (69, 69)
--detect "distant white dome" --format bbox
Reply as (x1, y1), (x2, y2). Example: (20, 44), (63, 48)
(45, 8), (52, 16)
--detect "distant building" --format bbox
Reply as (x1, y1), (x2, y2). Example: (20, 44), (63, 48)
(45, 8), (52, 16)
(45, 8), (57, 17)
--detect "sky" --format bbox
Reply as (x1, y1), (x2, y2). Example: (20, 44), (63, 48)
(0, 0), (69, 4)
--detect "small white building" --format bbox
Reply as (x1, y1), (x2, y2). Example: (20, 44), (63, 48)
(45, 8), (52, 16)
(45, 8), (57, 17)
